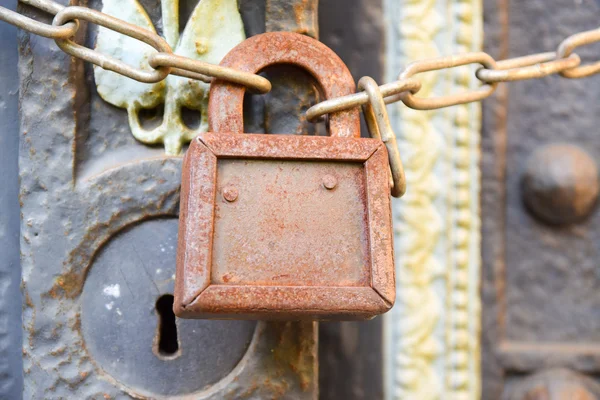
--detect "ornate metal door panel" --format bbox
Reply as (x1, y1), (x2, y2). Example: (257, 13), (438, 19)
(18, 0), (317, 398)
(383, 0), (484, 399)
(482, 0), (600, 398)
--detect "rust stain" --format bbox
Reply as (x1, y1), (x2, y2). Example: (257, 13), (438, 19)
(47, 270), (82, 299)
(292, 0), (311, 34)
(23, 290), (33, 309)
(22, 287), (37, 349)
(271, 322), (315, 391)
(262, 377), (288, 399)
(70, 312), (81, 334)
(233, 381), (259, 399)
(50, 347), (67, 357)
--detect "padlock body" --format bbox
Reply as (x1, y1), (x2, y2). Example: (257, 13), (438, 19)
(175, 133), (395, 320)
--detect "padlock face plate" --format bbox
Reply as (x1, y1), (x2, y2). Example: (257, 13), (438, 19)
(175, 133), (395, 320)
(213, 159), (370, 287)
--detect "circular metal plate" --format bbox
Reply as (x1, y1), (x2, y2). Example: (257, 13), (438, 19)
(81, 218), (256, 397)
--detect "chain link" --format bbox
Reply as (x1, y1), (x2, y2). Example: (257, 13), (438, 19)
(399, 52), (498, 110)
(1, 0), (600, 119)
(557, 28), (600, 78)
(21, 0), (63, 14)
(53, 6), (173, 84)
(358, 77), (406, 198)
(476, 52), (580, 83)
(148, 53), (271, 93)
(0, 0), (76, 39)
(306, 78), (421, 121)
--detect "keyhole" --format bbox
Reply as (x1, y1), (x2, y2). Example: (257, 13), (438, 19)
(154, 294), (180, 359)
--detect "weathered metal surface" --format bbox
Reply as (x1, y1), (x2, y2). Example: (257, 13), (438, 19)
(265, 0), (317, 38)
(208, 32), (360, 137)
(521, 144), (599, 225)
(19, 0), (317, 398)
(81, 218), (257, 396)
(0, 0), (23, 398)
(176, 133), (394, 320)
(482, 0), (600, 397)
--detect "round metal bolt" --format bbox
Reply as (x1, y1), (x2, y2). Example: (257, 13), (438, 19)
(322, 175), (338, 190)
(505, 369), (600, 400)
(521, 143), (599, 225)
(223, 185), (239, 202)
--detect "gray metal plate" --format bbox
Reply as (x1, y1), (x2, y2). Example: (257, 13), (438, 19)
(81, 218), (256, 397)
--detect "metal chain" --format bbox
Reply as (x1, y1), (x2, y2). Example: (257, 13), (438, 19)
(0, 0), (271, 92)
(306, 27), (600, 119)
(2, 0), (600, 119)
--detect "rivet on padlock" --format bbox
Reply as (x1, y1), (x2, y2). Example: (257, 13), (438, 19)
(222, 185), (239, 202)
(175, 32), (395, 320)
(322, 175), (338, 190)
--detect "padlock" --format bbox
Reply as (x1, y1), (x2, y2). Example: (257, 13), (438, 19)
(175, 32), (395, 320)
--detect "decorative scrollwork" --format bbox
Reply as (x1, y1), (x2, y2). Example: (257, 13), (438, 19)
(385, 0), (482, 398)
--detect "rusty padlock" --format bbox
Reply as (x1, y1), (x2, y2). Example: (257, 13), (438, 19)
(175, 32), (395, 320)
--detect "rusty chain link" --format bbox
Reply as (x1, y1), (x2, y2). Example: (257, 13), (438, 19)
(2, 1), (600, 121)
(358, 76), (406, 198)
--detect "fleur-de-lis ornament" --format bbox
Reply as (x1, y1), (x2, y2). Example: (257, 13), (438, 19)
(94, 0), (245, 155)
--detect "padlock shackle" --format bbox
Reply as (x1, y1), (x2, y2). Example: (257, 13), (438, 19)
(208, 32), (360, 138)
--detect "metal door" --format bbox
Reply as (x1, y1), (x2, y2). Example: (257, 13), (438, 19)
(481, 0), (600, 398)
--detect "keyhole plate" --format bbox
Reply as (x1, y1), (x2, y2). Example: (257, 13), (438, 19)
(80, 218), (256, 397)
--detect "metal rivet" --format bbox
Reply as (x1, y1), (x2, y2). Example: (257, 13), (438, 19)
(322, 175), (338, 190)
(506, 369), (600, 400)
(521, 143), (599, 225)
(223, 185), (239, 202)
